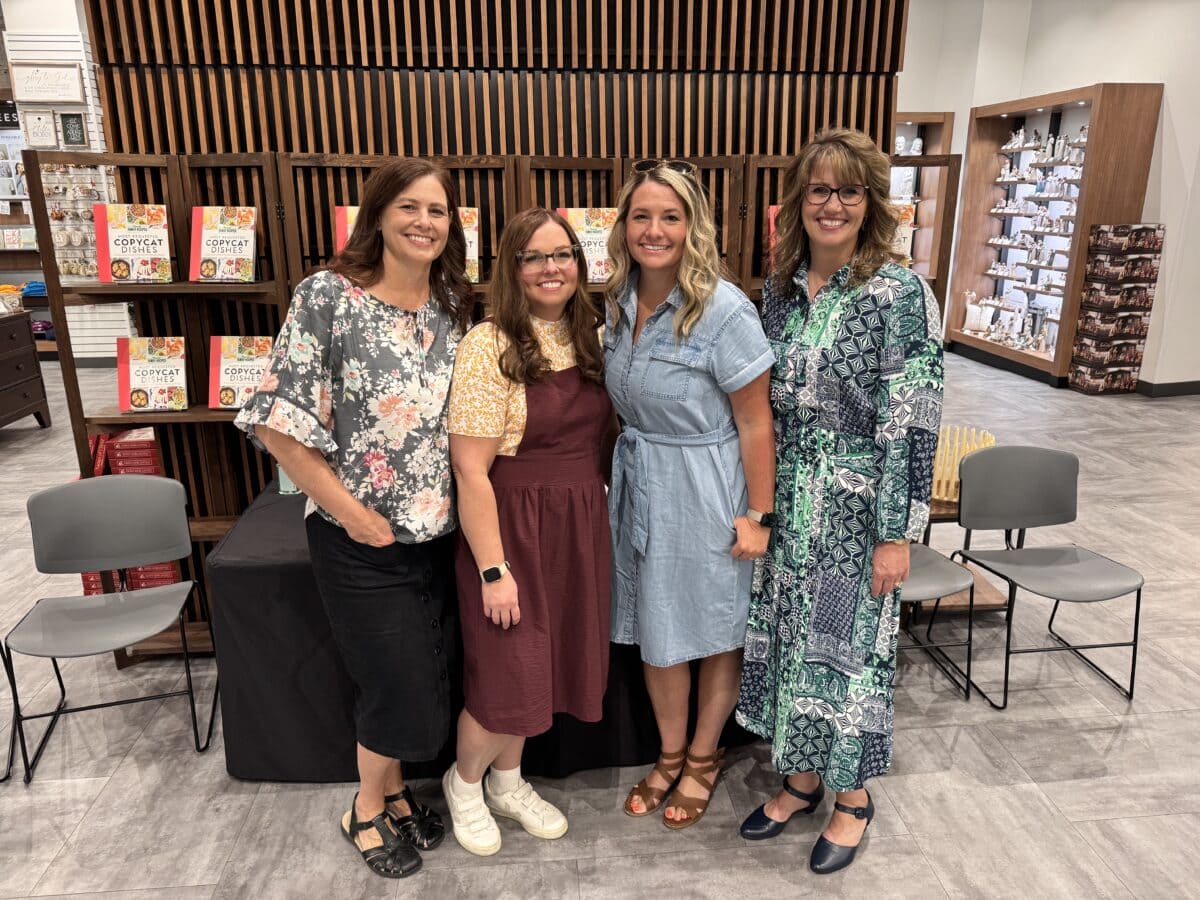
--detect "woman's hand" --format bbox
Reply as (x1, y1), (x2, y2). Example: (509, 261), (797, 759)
(872, 542), (910, 596)
(483, 573), (521, 629)
(345, 505), (396, 547)
(731, 516), (770, 560)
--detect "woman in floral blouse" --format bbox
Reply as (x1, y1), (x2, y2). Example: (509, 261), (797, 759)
(735, 129), (943, 874)
(236, 159), (472, 880)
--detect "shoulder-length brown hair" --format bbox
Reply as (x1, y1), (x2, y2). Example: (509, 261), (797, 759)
(488, 207), (604, 385)
(329, 158), (473, 331)
(769, 128), (903, 292)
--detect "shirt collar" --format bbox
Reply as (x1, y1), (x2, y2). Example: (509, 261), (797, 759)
(793, 260), (853, 297)
(621, 270), (683, 324)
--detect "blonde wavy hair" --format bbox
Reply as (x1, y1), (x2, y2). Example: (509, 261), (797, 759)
(770, 128), (903, 292)
(606, 165), (722, 340)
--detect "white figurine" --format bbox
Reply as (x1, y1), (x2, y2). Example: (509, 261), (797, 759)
(909, 137), (924, 156)
(895, 136), (907, 155)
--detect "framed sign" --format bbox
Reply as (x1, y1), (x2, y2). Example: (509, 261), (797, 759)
(58, 111), (89, 148)
(11, 63), (86, 104)
(22, 109), (58, 149)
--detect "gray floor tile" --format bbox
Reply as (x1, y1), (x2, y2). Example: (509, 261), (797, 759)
(21, 889), (215, 900)
(576, 837), (947, 899)
(0, 776), (107, 898)
(986, 710), (1200, 821)
(399, 860), (580, 900)
(1075, 813), (1200, 900)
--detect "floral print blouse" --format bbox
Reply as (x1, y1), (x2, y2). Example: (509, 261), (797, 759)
(235, 270), (463, 543)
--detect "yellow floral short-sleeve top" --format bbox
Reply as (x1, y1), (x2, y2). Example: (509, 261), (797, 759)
(448, 316), (577, 456)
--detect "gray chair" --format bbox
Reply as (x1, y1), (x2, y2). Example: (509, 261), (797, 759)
(898, 542), (976, 700)
(2, 475), (219, 784)
(956, 446), (1142, 710)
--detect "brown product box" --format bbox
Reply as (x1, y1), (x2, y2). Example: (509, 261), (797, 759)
(1074, 337), (1146, 367)
(1077, 308), (1152, 339)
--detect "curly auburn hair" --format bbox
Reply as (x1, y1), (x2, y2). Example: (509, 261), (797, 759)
(487, 207), (604, 385)
(328, 158), (473, 332)
(769, 128), (903, 293)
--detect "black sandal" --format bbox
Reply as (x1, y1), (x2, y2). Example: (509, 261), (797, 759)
(385, 785), (445, 851)
(341, 792), (422, 878)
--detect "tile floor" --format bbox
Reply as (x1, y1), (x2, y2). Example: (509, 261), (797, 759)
(1, 356), (1197, 899)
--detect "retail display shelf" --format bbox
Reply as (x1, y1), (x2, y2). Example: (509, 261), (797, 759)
(1027, 193), (1075, 202)
(188, 516), (239, 542)
(1013, 283), (1066, 299)
(1023, 261), (1070, 272)
(62, 281), (284, 296)
(949, 329), (1056, 370)
(1022, 227), (1074, 238)
(1069, 141), (1088, 149)
(84, 407), (239, 427)
(1028, 160), (1077, 169)
(998, 144), (1043, 155)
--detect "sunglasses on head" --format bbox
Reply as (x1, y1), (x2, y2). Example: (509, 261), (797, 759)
(632, 159), (699, 178)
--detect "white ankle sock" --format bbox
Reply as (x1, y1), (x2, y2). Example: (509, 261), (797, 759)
(488, 765), (522, 794)
(451, 764), (484, 798)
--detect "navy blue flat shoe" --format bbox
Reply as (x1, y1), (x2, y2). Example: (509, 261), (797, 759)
(739, 776), (825, 840)
(809, 791), (875, 874)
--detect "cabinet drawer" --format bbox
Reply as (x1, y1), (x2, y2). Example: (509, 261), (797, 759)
(0, 317), (33, 353)
(0, 346), (38, 389)
(0, 377), (46, 420)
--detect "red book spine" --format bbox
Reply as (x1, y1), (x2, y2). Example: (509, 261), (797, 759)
(335, 207), (349, 252)
(189, 207), (204, 280)
(209, 335), (222, 409)
(116, 337), (131, 411)
(92, 434), (111, 476)
(94, 204), (112, 282)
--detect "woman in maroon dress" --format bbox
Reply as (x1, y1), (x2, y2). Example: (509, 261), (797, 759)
(444, 207), (613, 856)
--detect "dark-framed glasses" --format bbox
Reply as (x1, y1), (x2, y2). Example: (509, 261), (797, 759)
(804, 183), (868, 206)
(633, 158), (699, 178)
(516, 246), (580, 270)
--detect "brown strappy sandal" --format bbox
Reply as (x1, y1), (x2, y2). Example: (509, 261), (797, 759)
(623, 748), (687, 817)
(663, 747), (725, 830)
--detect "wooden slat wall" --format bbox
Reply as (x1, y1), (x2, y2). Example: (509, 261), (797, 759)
(85, 1), (906, 158)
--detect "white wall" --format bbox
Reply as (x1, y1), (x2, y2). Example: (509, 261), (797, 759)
(0, 0), (83, 33)
(900, 0), (1200, 386)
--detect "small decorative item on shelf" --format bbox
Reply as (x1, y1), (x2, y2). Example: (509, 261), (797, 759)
(208, 335), (273, 409)
(556, 207), (619, 282)
(94, 202), (172, 282)
(189, 205), (257, 282)
(117, 336), (188, 411)
(1070, 222), (1165, 394)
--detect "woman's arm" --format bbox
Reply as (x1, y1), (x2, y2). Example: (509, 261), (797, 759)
(451, 434), (520, 629)
(256, 427), (394, 547)
(728, 369), (775, 560)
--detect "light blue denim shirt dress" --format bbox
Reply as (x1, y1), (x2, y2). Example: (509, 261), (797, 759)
(606, 274), (774, 667)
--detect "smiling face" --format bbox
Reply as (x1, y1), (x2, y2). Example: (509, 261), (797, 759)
(517, 221), (580, 321)
(625, 180), (688, 277)
(378, 174), (450, 270)
(800, 160), (869, 262)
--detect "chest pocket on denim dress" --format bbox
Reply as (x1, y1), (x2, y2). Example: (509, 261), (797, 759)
(641, 334), (706, 401)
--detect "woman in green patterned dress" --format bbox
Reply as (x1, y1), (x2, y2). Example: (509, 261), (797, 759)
(735, 129), (943, 874)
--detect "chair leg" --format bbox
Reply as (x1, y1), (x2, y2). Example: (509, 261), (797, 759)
(965, 583), (974, 702)
(970, 582), (1017, 711)
(1, 643), (67, 784)
(1046, 589), (1141, 700)
(178, 611), (219, 753)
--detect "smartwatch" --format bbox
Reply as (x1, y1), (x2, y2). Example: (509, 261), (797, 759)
(747, 508), (779, 528)
(480, 561), (510, 583)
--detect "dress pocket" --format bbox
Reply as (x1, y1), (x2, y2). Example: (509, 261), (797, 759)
(640, 334), (704, 401)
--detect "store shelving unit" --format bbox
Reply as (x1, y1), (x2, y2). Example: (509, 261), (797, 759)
(946, 83), (1163, 384)
(892, 112), (958, 309)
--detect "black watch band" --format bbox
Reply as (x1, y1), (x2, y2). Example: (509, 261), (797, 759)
(747, 508), (779, 528)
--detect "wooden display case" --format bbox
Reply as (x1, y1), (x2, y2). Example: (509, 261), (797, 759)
(892, 112), (957, 309)
(24, 149), (291, 664)
(946, 83), (1163, 383)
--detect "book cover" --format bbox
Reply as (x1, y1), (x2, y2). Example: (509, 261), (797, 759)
(555, 207), (618, 282)
(208, 335), (273, 409)
(334, 205), (359, 253)
(766, 204), (782, 266)
(189, 206), (257, 281)
(116, 337), (187, 411)
(461, 206), (480, 282)
(94, 203), (172, 283)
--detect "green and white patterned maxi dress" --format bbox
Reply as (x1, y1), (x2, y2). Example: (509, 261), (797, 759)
(736, 261), (943, 792)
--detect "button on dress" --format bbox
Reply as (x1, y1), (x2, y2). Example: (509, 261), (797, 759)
(606, 276), (774, 667)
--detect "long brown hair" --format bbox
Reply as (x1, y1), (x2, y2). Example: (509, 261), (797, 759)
(605, 166), (722, 340)
(488, 207), (604, 384)
(769, 128), (903, 292)
(329, 158), (473, 331)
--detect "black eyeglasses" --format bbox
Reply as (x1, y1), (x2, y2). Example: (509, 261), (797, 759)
(516, 246), (580, 270)
(633, 159), (699, 178)
(804, 183), (868, 206)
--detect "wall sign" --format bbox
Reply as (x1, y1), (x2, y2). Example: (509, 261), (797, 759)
(0, 101), (21, 130)
(58, 111), (88, 148)
(22, 109), (58, 148)
(11, 63), (86, 104)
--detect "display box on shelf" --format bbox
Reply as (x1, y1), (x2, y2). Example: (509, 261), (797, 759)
(1081, 282), (1155, 312)
(1077, 308), (1152, 339)
(334, 205), (358, 253)
(95, 203), (172, 282)
(1089, 224), (1131, 253)
(1128, 224), (1165, 252)
(208, 335), (273, 409)
(189, 206), (257, 282)
(1073, 336), (1146, 367)
(1089, 223), (1164, 255)
(1068, 361), (1140, 395)
(116, 337), (187, 411)
(556, 207), (618, 282)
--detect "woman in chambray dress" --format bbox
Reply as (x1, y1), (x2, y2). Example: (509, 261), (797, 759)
(606, 161), (775, 829)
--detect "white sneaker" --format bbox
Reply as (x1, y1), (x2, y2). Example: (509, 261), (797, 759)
(485, 775), (568, 839)
(442, 766), (502, 856)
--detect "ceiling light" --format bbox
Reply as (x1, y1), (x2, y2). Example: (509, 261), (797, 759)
(1037, 107), (1045, 112)
(905, 121), (913, 125)
(1078, 101), (1086, 106)
(1001, 113), (1008, 118)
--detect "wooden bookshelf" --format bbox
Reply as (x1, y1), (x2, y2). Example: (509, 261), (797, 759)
(947, 83), (1163, 383)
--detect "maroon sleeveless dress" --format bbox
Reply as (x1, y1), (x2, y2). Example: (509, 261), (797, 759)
(455, 365), (613, 737)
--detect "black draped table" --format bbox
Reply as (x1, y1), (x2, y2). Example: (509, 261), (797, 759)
(207, 483), (753, 783)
